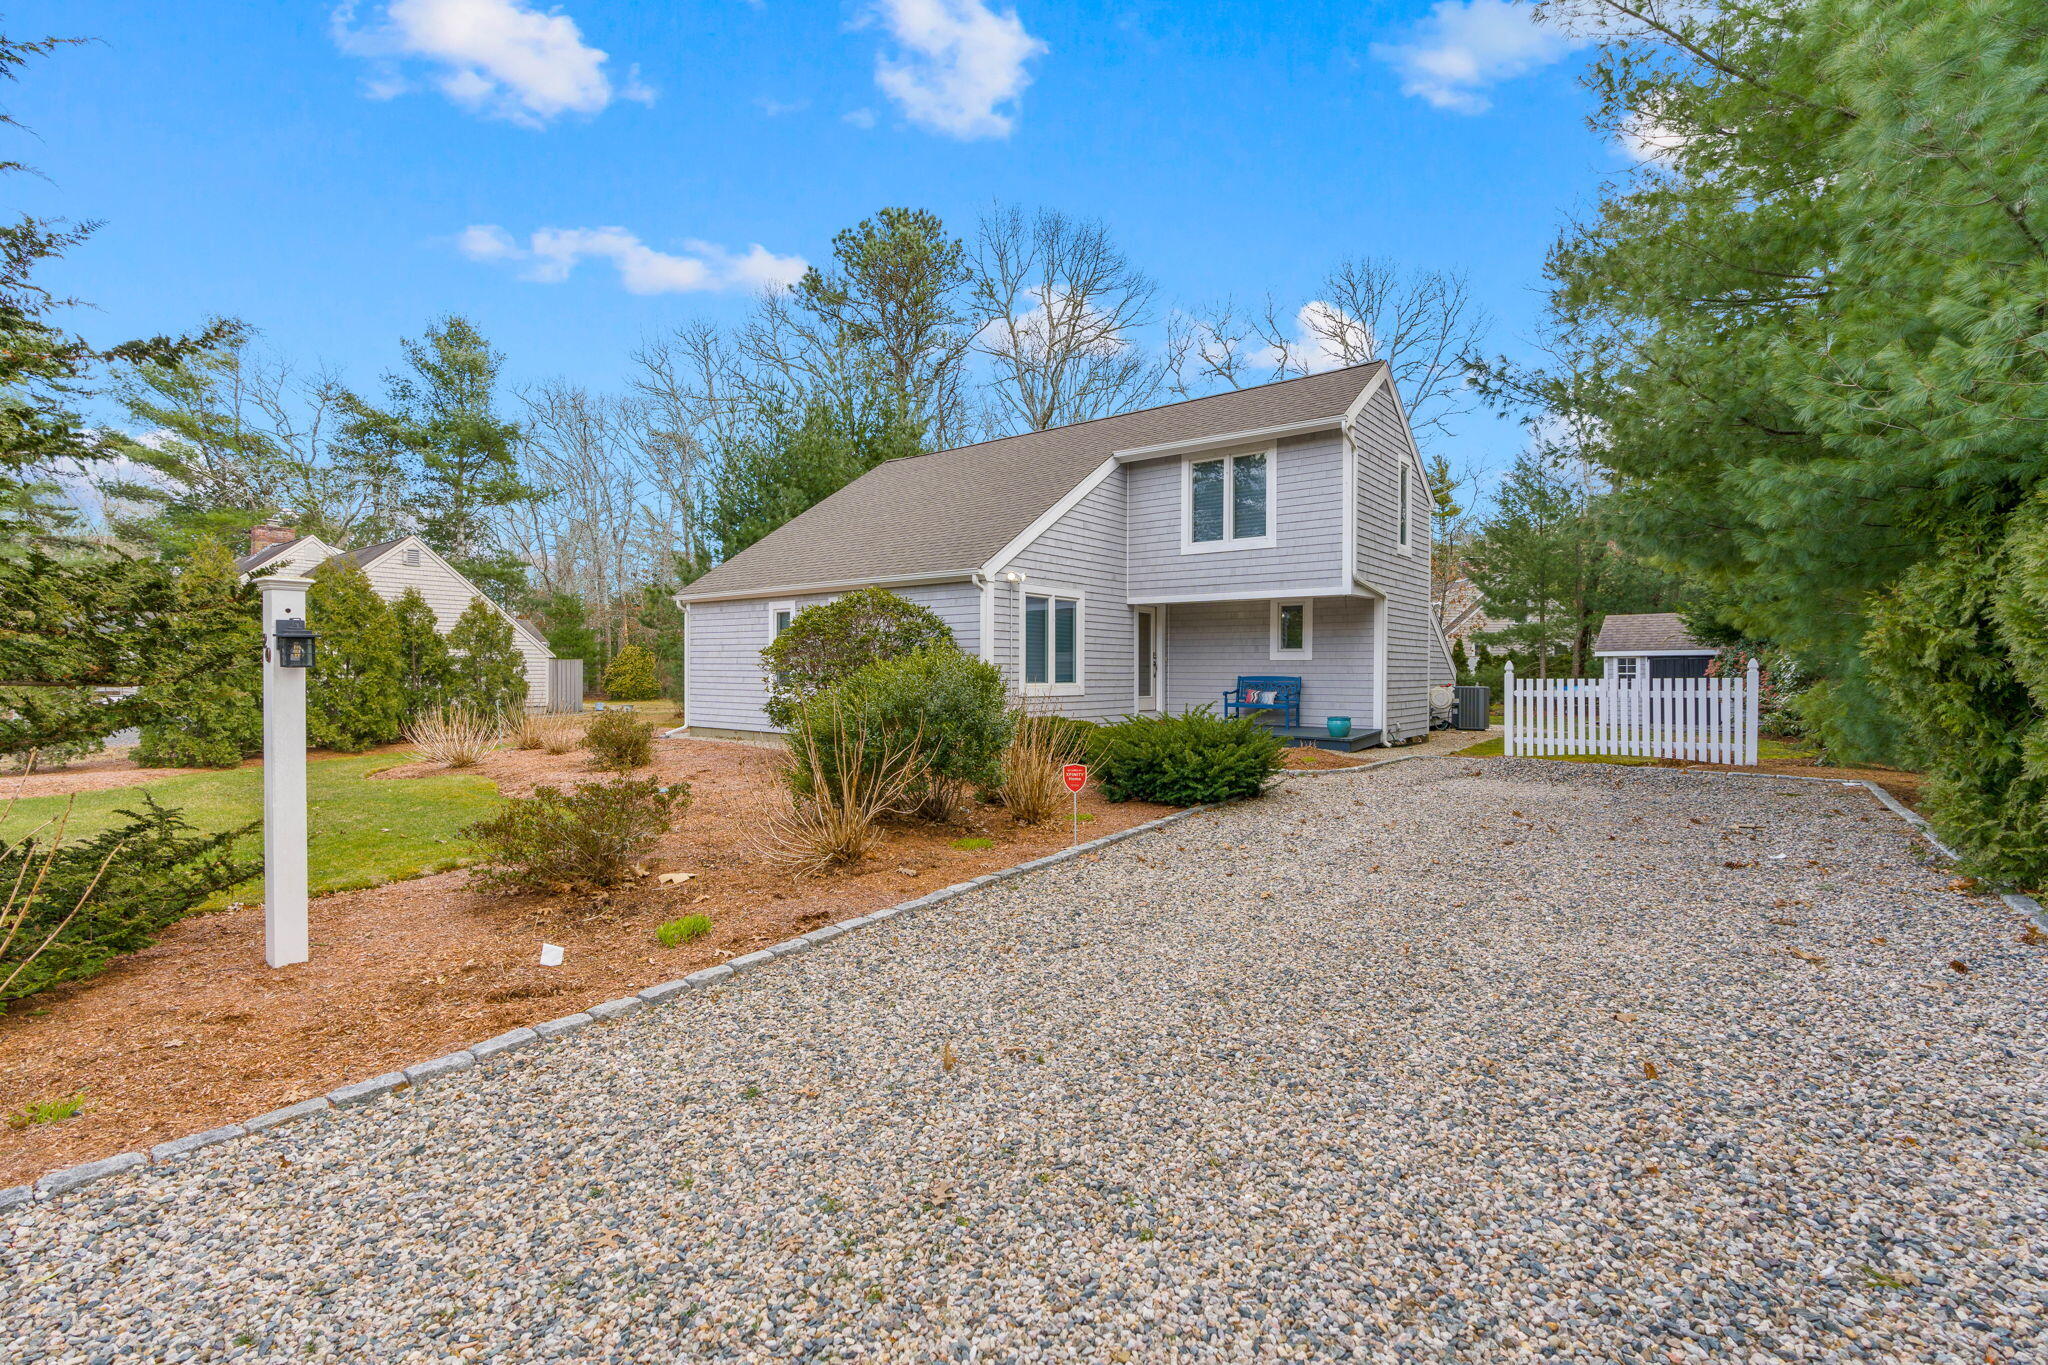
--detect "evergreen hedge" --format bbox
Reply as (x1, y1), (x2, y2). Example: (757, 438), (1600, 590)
(448, 597), (527, 716)
(307, 559), (407, 752)
(391, 587), (454, 718)
(135, 538), (262, 768)
(1090, 708), (1283, 806)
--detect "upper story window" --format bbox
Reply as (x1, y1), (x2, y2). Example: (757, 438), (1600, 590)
(1397, 463), (1412, 550)
(771, 603), (795, 638)
(1185, 448), (1274, 553)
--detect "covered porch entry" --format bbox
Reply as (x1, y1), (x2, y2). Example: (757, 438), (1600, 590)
(1131, 592), (1385, 750)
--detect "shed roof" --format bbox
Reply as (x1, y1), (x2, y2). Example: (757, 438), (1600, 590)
(1593, 612), (1711, 654)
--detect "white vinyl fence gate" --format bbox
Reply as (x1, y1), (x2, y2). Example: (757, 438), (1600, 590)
(1503, 659), (1760, 765)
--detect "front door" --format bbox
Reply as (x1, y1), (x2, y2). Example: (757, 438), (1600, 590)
(1134, 607), (1160, 712)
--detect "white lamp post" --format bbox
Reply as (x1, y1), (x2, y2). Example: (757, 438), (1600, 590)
(256, 575), (315, 968)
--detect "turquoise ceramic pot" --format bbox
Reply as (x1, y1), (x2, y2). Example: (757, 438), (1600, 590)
(1326, 716), (1352, 738)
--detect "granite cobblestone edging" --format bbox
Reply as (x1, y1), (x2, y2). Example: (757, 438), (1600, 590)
(0, 804), (1219, 1211)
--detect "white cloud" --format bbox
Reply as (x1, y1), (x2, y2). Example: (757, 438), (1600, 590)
(842, 107), (878, 129)
(333, 0), (653, 126)
(756, 96), (810, 117)
(866, 0), (1045, 139)
(1616, 108), (1689, 165)
(458, 225), (808, 294)
(1259, 301), (1373, 375)
(1371, 0), (1581, 114)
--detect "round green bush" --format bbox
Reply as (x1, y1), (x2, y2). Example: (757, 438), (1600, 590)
(603, 644), (661, 701)
(1091, 707), (1284, 805)
(761, 587), (954, 729)
(785, 645), (1010, 813)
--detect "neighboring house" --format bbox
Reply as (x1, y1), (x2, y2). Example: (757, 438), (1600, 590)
(1593, 612), (1717, 682)
(236, 528), (559, 710)
(1438, 576), (1498, 675)
(676, 363), (1455, 746)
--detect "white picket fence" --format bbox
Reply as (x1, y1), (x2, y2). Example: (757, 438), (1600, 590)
(1503, 659), (1760, 765)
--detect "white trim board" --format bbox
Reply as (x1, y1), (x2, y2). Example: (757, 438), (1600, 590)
(1592, 647), (1718, 658)
(677, 569), (976, 605)
(1110, 415), (1341, 463)
(1129, 584), (1358, 606)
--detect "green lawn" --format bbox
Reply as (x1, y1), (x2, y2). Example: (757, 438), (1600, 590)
(0, 754), (502, 899)
(1453, 735), (1812, 764)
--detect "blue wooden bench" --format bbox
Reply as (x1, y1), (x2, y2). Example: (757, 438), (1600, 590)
(1222, 675), (1302, 729)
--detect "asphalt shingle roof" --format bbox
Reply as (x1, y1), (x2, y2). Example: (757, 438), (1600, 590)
(677, 364), (1385, 601)
(233, 538), (309, 574)
(1594, 612), (1709, 654)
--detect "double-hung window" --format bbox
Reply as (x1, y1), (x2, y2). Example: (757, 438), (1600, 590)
(1023, 592), (1080, 689)
(1186, 448), (1273, 550)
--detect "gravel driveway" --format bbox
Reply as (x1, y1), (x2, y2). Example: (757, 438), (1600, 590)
(4, 758), (2044, 1363)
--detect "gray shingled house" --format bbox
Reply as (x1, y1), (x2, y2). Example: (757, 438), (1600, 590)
(676, 363), (1455, 747)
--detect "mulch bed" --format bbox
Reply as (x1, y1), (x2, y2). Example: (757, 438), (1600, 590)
(0, 737), (1173, 1187)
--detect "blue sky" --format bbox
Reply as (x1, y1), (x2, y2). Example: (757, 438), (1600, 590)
(15, 0), (1623, 477)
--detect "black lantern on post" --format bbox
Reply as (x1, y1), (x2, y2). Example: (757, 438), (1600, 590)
(274, 617), (318, 669)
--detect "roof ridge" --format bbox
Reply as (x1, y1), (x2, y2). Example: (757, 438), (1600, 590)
(882, 361), (1384, 467)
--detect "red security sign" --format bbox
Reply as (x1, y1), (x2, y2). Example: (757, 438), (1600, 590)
(1062, 764), (1088, 793)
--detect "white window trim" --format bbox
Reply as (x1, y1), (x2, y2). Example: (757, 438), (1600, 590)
(1018, 586), (1085, 696)
(1269, 599), (1314, 661)
(1179, 445), (1278, 555)
(767, 600), (796, 643)
(1613, 655), (1641, 681)
(1395, 462), (1414, 556)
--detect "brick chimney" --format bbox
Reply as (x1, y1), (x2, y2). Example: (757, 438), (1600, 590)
(248, 524), (296, 556)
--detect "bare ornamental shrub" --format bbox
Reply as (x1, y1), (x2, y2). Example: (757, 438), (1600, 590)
(404, 705), (503, 768)
(511, 711), (583, 754)
(758, 704), (924, 874)
(585, 708), (654, 771)
(463, 777), (689, 894)
(1001, 707), (1092, 825)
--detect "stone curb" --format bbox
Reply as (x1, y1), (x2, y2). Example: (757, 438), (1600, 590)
(0, 798), (1225, 1212)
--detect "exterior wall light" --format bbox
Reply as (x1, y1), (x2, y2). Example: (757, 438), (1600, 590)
(274, 617), (318, 669)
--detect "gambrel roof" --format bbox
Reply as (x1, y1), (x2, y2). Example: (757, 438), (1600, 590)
(676, 364), (1386, 602)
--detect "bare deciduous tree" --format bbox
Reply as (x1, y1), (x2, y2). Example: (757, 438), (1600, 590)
(501, 381), (697, 653)
(970, 205), (1161, 433)
(1171, 257), (1491, 451)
